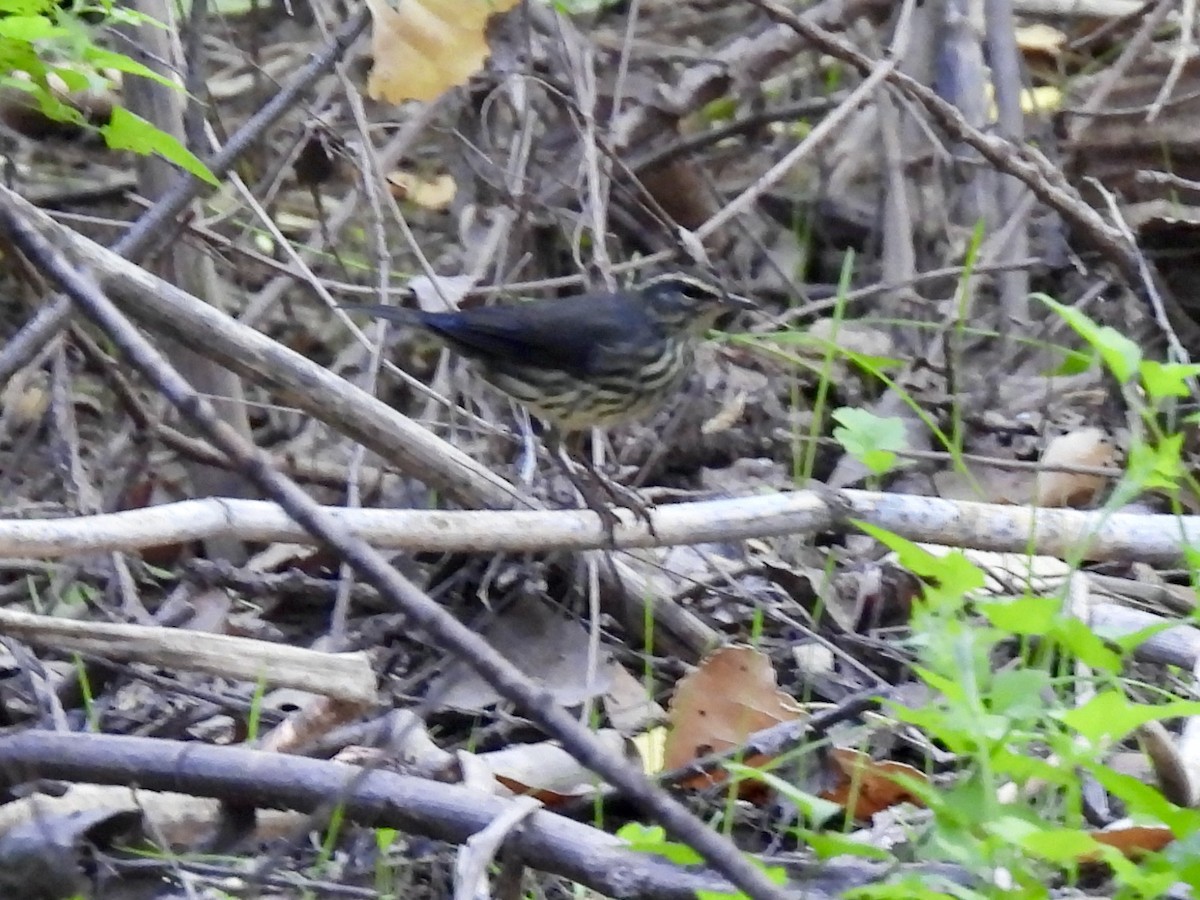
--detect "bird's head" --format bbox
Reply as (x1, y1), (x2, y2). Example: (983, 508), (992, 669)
(637, 273), (756, 334)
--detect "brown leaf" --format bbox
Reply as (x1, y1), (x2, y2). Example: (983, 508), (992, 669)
(664, 645), (802, 776)
(1089, 824), (1175, 858)
(819, 748), (927, 819)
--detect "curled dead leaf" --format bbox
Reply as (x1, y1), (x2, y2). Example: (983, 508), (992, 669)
(701, 390), (746, 435)
(1, 368), (49, 429)
(1035, 428), (1117, 508)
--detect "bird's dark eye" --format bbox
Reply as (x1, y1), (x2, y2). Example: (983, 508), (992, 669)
(638, 273), (727, 311)
(687, 287), (724, 306)
(669, 278), (721, 302)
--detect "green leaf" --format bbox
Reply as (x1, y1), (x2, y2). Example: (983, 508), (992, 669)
(889, 702), (970, 752)
(36, 90), (86, 126)
(1047, 346), (1096, 377)
(989, 818), (1102, 863)
(1036, 294), (1141, 383)
(1057, 692), (1200, 745)
(803, 830), (893, 861)
(617, 822), (663, 843)
(83, 46), (176, 89)
(832, 407), (908, 475)
(725, 762), (842, 828)
(1164, 832), (1200, 884)
(976, 595), (1059, 636)
(0, 73), (86, 129)
(100, 107), (218, 186)
(49, 66), (95, 94)
(0, 0), (54, 15)
(0, 15), (63, 39)
(700, 96), (736, 122)
(1051, 617), (1123, 672)
(62, 582), (97, 605)
(0, 40), (45, 82)
(983, 813), (1042, 845)
(1087, 763), (1200, 836)
(990, 748), (1074, 785)
(1124, 435), (1183, 493)
(856, 522), (986, 595)
(1140, 360), (1200, 402)
(987, 667), (1051, 719)
(617, 822), (704, 866)
(913, 665), (966, 704)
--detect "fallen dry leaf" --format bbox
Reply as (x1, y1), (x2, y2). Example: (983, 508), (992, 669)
(664, 645), (803, 787)
(388, 170), (457, 210)
(430, 595), (615, 711)
(364, 0), (520, 104)
(603, 664), (666, 735)
(1089, 823), (1175, 858)
(483, 730), (633, 804)
(1035, 427), (1117, 507)
(820, 747), (927, 819)
(1015, 23), (1066, 56)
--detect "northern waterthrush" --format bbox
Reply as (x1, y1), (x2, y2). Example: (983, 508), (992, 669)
(344, 273), (753, 433)
(345, 273), (751, 529)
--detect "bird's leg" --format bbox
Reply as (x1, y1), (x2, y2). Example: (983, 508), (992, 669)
(546, 429), (620, 540)
(580, 430), (658, 535)
(546, 429), (656, 539)
(542, 429), (653, 541)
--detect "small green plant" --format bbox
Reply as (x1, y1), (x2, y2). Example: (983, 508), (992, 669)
(618, 823), (788, 899)
(60, 580), (98, 605)
(862, 521), (1200, 896)
(374, 827), (399, 898)
(316, 801), (346, 871)
(244, 673), (268, 741)
(831, 406), (907, 478)
(625, 300), (1200, 899)
(791, 250), (856, 483)
(1038, 294), (1200, 513)
(72, 653), (98, 729)
(0, 0), (216, 184)
(731, 249), (985, 492)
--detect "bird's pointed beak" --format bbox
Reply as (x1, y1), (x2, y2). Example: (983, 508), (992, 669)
(724, 292), (758, 311)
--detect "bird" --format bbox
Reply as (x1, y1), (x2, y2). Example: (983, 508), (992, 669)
(343, 273), (754, 526)
(344, 273), (753, 431)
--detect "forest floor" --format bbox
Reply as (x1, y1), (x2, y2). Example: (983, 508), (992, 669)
(0, 0), (1198, 898)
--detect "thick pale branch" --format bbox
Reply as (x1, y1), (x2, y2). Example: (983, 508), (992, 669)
(0, 609), (376, 704)
(0, 490), (1194, 565)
